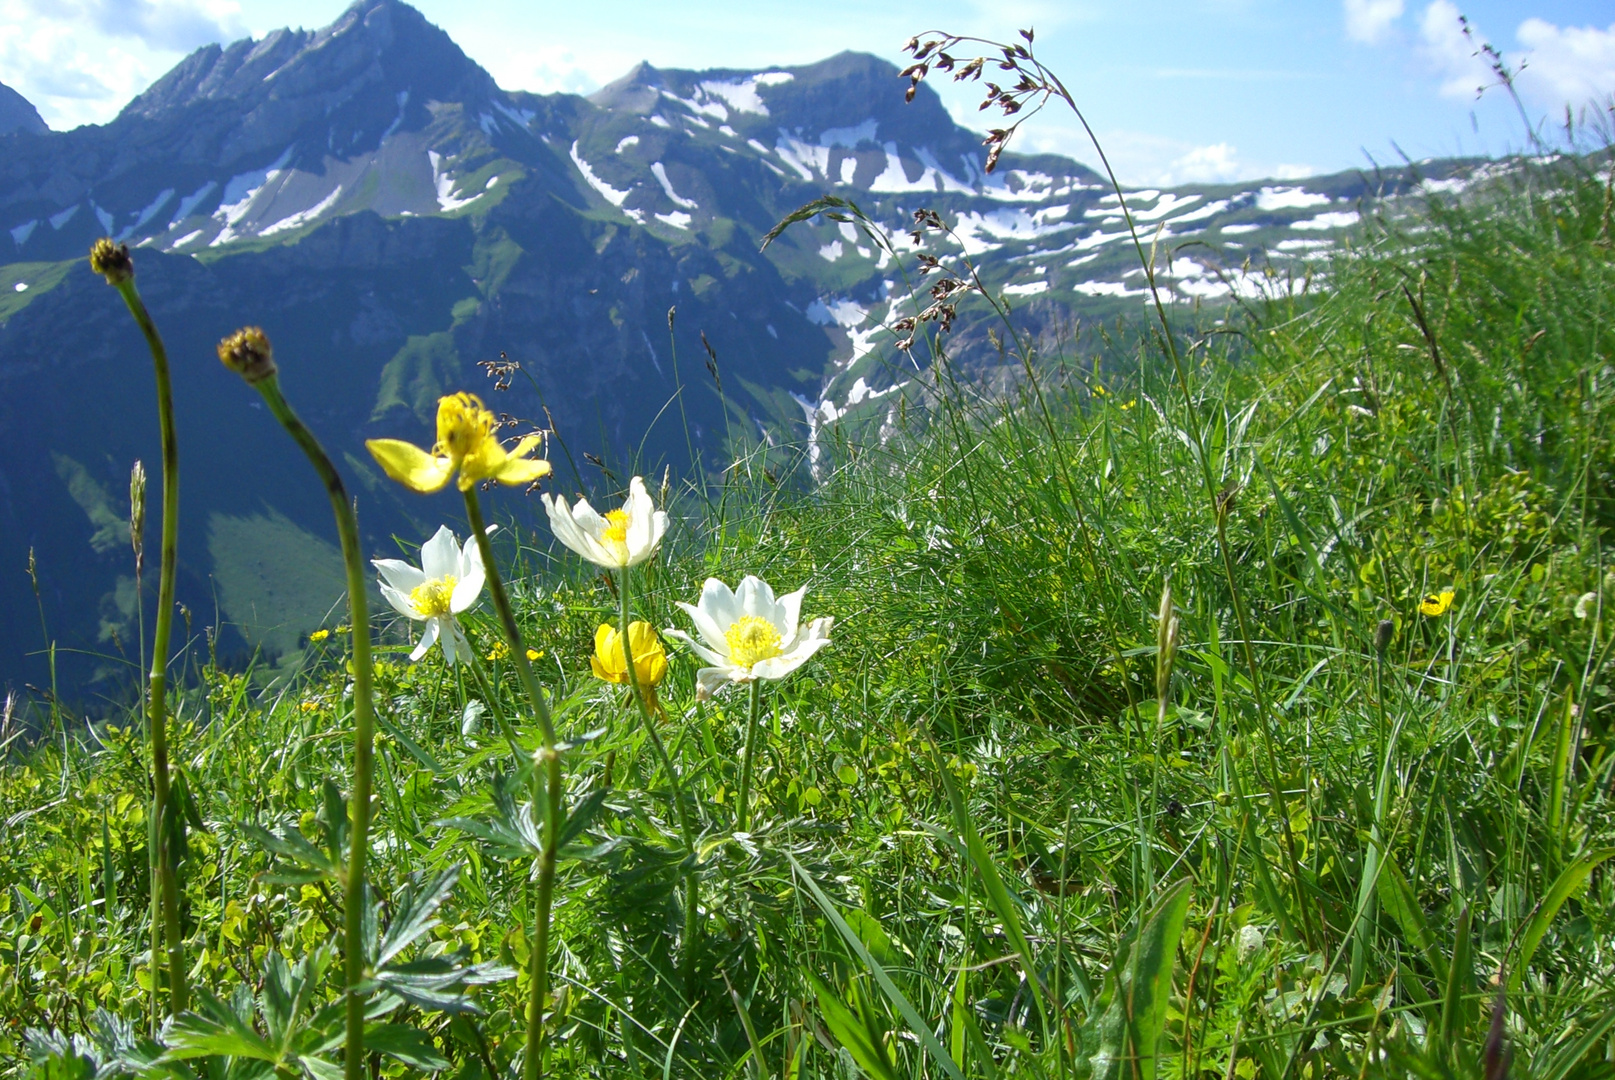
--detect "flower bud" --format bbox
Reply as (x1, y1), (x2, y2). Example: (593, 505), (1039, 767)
(217, 326), (278, 384)
(1374, 619), (1394, 656)
(89, 238), (133, 285)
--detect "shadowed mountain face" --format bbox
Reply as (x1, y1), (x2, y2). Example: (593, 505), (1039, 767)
(0, 0), (1477, 701)
(0, 83), (47, 136)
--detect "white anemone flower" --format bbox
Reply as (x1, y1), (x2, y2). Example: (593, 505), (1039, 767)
(664, 575), (833, 699)
(541, 475), (667, 569)
(373, 525), (486, 665)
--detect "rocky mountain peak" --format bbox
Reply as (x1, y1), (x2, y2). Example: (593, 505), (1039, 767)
(0, 82), (47, 136)
(119, 0), (497, 125)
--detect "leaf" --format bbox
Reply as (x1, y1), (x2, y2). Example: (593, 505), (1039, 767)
(376, 866), (461, 969)
(164, 992), (278, 1062)
(1123, 880), (1192, 1080)
(1508, 847), (1615, 995)
(789, 854), (965, 1080)
(1532, 1004), (1615, 1080)
(931, 745), (1046, 1021)
(1377, 858), (1445, 985)
(556, 789), (609, 852)
(1439, 904), (1472, 1057)
(364, 1024), (451, 1071)
(808, 972), (899, 1080)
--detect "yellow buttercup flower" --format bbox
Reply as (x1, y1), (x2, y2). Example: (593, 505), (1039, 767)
(1419, 589), (1455, 617)
(591, 621), (668, 689)
(308, 628), (330, 643)
(526, 648), (542, 662)
(366, 392), (551, 493)
(486, 640), (510, 662)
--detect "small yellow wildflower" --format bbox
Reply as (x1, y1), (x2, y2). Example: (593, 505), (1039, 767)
(308, 628), (330, 643)
(486, 640), (510, 661)
(366, 392), (551, 494)
(300, 701), (320, 712)
(526, 648), (542, 662)
(1419, 589), (1455, 617)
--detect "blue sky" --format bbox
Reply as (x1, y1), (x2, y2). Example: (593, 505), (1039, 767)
(2, 0), (1611, 185)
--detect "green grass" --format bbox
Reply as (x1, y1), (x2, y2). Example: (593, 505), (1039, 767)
(4, 152), (1615, 1080)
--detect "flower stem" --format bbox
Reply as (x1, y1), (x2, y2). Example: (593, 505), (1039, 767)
(616, 568), (700, 993)
(462, 489), (560, 1080)
(736, 679), (763, 832)
(251, 376), (376, 1080)
(107, 275), (186, 1017)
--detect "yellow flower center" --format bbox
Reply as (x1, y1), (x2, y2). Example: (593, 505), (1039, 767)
(726, 615), (783, 669)
(409, 575), (458, 618)
(603, 509), (630, 545)
(434, 392), (499, 463)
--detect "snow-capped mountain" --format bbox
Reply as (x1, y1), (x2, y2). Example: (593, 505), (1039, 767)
(0, 0), (1481, 698)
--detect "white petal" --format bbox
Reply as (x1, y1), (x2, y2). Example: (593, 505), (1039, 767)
(676, 599), (730, 656)
(776, 585), (807, 647)
(664, 627), (726, 667)
(379, 582), (422, 620)
(751, 635), (831, 681)
(734, 575), (777, 623)
(410, 618), (440, 661)
(419, 525), (460, 580)
(695, 665), (744, 701)
(696, 577), (741, 634)
(373, 558), (426, 594)
(441, 619), (470, 666)
(452, 536), (486, 612)
(625, 477), (658, 565)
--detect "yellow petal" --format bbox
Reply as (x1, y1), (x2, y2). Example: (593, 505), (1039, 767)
(492, 456), (553, 487)
(366, 439), (454, 493)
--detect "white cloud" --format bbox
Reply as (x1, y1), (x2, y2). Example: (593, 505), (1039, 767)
(1515, 18), (1615, 106)
(1344, 0), (1403, 44)
(0, 0), (243, 128)
(1419, 4), (1615, 112)
(1419, 0), (1492, 100)
(1163, 143), (1242, 185)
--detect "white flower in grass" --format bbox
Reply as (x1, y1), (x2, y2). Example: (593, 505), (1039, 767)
(373, 525), (486, 665)
(664, 575), (833, 700)
(541, 475), (667, 569)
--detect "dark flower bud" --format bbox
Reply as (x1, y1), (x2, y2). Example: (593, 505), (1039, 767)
(1374, 619), (1394, 655)
(217, 326), (278, 384)
(89, 238), (133, 285)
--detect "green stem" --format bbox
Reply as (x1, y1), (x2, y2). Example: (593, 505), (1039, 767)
(462, 489), (560, 1080)
(615, 567), (700, 994)
(110, 277), (186, 1017)
(253, 377), (376, 1080)
(736, 679), (763, 832)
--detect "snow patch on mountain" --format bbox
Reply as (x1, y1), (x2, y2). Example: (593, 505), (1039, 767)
(616, 135), (639, 153)
(170, 182), (218, 227)
(1256, 186), (1330, 211)
(651, 162), (697, 209)
(260, 185), (343, 236)
(655, 210), (692, 230)
(114, 189), (175, 242)
(211, 146), (294, 245)
(953, 207), (1076, 255)
(698, 72), (792, 116)
(429, 151), (482, 212)
(1003, 280), (1049, 296)
(1292, 210), (1360, 230)
(570, 141), (632, 207)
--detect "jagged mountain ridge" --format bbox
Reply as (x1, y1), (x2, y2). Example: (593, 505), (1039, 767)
(0, 0), (1481, 701)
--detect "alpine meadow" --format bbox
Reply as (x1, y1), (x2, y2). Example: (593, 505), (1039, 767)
(4, 13), (1615, 1080)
